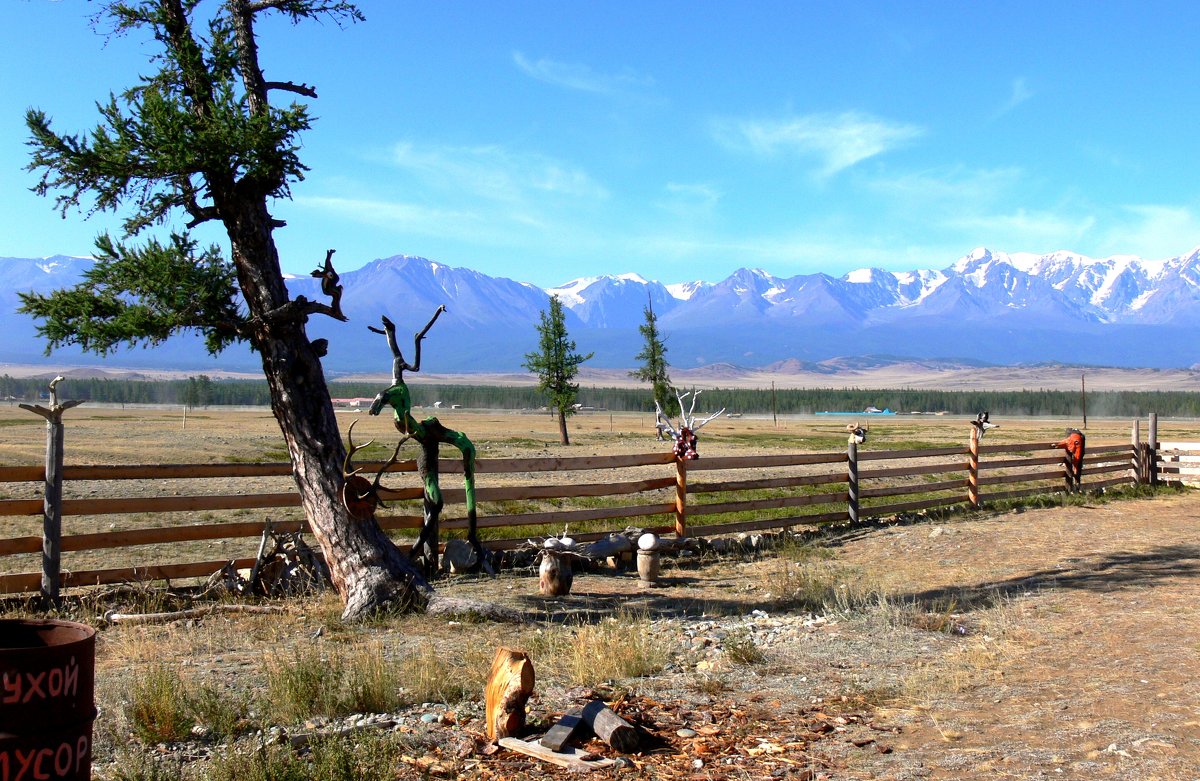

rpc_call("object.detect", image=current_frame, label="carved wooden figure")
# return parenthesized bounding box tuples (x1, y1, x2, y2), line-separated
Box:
(356, 306, 493, 576)
(655, 389, 725, 460)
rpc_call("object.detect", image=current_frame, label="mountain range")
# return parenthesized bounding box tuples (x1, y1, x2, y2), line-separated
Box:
(3, 246, 1200, 374)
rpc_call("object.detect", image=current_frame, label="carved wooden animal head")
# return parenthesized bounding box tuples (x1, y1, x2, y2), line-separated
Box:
(847, 423, 868, 445)
(656, 389, 724, 461)
(972, 411, 998, 440)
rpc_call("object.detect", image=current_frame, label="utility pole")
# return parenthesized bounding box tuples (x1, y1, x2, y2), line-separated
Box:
(1081, 372, 1087, 429)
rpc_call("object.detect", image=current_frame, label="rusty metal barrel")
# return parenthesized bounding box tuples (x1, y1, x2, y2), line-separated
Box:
(0, 619, 97, 781)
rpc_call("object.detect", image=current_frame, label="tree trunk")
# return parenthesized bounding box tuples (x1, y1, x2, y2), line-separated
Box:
(227, 207, 428, 620)
(557, 407, 570, 445)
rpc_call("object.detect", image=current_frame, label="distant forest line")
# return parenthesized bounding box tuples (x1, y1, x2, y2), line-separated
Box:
(1, 374, 1196, 418)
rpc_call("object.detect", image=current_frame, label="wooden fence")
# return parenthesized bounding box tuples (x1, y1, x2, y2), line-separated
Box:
(0, 431, 1155, 596)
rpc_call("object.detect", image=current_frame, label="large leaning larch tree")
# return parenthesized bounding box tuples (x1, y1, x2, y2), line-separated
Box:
(19, 0, 427, 620)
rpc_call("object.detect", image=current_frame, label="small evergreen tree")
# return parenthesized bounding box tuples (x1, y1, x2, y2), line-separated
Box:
(630, 297, 677, 424)
(523, 296, 593, 445)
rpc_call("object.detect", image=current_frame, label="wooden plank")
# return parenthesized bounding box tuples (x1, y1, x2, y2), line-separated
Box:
(1083, 475, 1135, 490)
(53, 492, 302, 516)
(478, 526, 674, 551)
(61, 462, 296, 480)
(450, 502, 675, 531)
(0, 536, 40, 556)
(977, 441, 1059, 454)
(689, 471, 847, 495)
(685, 453, 845, 471)
(862, 496, 963, 516)
(476, 452, 675, 473)
(0, 499, 43, 517)
(56, 519, 308, 553)
(687, 491, 845, 518)
(1086, 462, 1134, 476)
(498, 737, 615, 770)
(1086, 444, 1135, 455)
(858, 446, 969, 461)
(0, 466, 43, 483)
(1157, 441, 1200, 451)
(379, 476, 677, 505)
(979, 485, 1065, 503)
(980, 455, 1064, 470)
(859, 478, 967, 499)
(859, 462, 965, 480)
(540, 710, 585, 752)
(0, 557, 262, 594)
(977, 469, 1062, 487)
(687, 511, 849, 537)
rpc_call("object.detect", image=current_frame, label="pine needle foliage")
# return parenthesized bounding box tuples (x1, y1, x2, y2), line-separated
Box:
(523, 295, 593, 444)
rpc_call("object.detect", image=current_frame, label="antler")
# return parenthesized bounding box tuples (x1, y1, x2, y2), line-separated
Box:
(342, 419, 376, 479)
(691, 406, 726, 433)
(342, 419, 410, 517)
(655, 398, 680, 441)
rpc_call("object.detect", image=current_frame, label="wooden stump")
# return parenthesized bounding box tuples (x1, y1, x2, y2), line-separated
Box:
(485, 647, 535, 741)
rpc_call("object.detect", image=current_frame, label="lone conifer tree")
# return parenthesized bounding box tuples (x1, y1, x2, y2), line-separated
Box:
(18, 0, 428, 620)
(630, 297, 677, 424)
(523, 296, 593, 445)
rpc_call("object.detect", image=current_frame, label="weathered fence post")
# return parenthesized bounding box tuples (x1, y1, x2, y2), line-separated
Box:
(1131, 419, 1142, 485)
(674, 457, 687, 538)
(1148, 413, 1159, 486)
(18, 378, 84, 604)
(968, 425, 980, 510)
(847, 440, 859, 524)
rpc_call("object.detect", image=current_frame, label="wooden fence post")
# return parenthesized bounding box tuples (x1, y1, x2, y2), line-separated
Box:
(1148, 413, 1159, 486)
(18, 378, 84, 604)
(674, 457, 687, 538)
(1131, 419, 1141, 485)
(967, 426, 980, 509)
(847, 440, 859, 524)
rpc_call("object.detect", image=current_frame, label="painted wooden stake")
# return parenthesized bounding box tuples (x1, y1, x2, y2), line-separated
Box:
(1149, 413, 1159, 486)
(968, 425, 980, 510)
(18, 377, 84, 603)
(1131, 419, 1141, 485)
(847, 440, 859, 524)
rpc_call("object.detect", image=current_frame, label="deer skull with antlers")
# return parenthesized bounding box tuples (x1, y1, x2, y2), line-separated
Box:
(656, 389, 725, 460)
(341, 419, 406, 520)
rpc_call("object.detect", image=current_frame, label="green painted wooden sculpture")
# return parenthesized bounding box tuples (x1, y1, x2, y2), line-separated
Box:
(363, 306, 493, 576)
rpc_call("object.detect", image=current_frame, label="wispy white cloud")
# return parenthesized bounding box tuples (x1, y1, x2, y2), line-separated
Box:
(712, 111, 924, 177)
(945, 208, 1097, 248)
(655, 182, 721, 218)
(992, 77, 1034, 119)
(868, 165, 1025, 204)
(1099, 204, 1200, 259)
(512, 51, 654, 95)
(390, 141, 609, 202)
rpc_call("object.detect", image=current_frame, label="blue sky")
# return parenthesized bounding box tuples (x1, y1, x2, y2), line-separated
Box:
(3, 1, 1198, 288)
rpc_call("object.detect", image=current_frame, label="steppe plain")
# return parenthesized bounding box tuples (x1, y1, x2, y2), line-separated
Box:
(1, 367, 1200, 779)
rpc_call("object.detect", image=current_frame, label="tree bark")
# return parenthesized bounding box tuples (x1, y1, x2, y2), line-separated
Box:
(227, 205, 428, 620)
(557, 407, 570, 445)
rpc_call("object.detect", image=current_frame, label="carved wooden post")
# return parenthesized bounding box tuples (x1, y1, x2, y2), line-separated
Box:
(968, 425, 980, 510)
(846, 440, 859, 524)
(18, 377, 84, 603)
(674, 457, 687, 538)
(1149, 413, 1159, 486)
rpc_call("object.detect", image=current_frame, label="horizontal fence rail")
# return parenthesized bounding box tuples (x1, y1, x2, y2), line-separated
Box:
(0, 428, 1154, 596)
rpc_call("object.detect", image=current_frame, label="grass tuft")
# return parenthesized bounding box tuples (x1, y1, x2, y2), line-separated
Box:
(127, 663, 192, 744)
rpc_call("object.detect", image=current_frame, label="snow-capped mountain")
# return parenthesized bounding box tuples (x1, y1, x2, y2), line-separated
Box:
(5, 247, 1200, 372)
